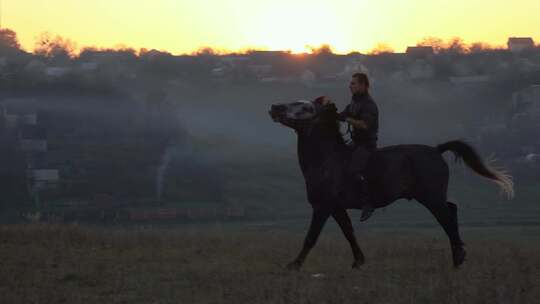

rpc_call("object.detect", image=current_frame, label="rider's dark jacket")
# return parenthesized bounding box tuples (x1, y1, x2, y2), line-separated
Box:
(338, 92, 379, 149)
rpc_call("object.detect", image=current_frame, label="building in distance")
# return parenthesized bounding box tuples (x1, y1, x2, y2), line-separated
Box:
(406, 46, 434, 59)
(507, 37, 535, 53)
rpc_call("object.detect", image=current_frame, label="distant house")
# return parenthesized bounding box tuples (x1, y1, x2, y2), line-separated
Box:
(224, 205, 245, 218)
(511, 84, 540, 115)
(30, 169, 59, 181)
(211, 67, 226, 77)
(508, 85, 540, 132)
(525, 153, 540, 163)
(451, 62, 474, 77)
(140, 49, 172, 61)
(19, 125, 47, 152)
(406, 46, 434, 59)
(2, 106, 20, 128)
(29, 169, 60, 191)
(80, 62, 98, 71)
(248, 64, 273, 79)
(408, 60, 434, 80)
(449, 75, 490, 85)
(24, 59, 46, 72)
(186, 208, 217, 220)
(390, 70, 408, 82)
(209, 56, 251, 79)
(1, 103, 38, 128)
(248, 50, 288, 58)
(45, 66, 71, 78)
(300, 69, 316, 85)
(507, 37, 535, 53)
(20, 139, 47, 153)
(127, 207, 231, 221)
(79, 50, 137, 64)
(220, 55, 250, 65)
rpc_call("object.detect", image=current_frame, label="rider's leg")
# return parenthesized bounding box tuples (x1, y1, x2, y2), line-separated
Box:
(353, 140, 377, 221)
(350, 145, 371, 220)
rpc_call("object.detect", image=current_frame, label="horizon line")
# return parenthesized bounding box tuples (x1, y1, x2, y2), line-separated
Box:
(2, 27, 538, 57)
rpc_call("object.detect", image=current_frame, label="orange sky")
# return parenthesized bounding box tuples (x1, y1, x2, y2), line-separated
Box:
(2, 0, 540, 54)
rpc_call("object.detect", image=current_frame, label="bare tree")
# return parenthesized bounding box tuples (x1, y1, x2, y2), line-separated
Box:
(34, 32, 77, 61)
(308, 44, 334, 55)
(368, 43, 394, 55)
(192, 46, 220, 56)
(417, 37, 445, 53)
(469, 42, 495, 53)
(0, 28, 22, 53)
(444, 37, 468, 54)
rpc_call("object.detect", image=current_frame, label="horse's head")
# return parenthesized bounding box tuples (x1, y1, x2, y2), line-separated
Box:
(269, 98, 340, 134)
(269, 100, 316, 126)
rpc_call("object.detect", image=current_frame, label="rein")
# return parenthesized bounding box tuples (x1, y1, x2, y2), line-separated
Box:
(294, 106, 353, 146)
(343, 123, 353, 145)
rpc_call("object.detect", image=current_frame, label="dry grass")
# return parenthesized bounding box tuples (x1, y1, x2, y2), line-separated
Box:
(0, 224, 538, 304)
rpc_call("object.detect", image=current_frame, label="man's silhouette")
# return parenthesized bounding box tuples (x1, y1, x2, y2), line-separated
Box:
(338, 73, 379, 221)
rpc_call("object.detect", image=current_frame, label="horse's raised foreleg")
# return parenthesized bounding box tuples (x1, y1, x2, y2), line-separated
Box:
(287, 207, 331, 271)
(332, 208, 365, 268)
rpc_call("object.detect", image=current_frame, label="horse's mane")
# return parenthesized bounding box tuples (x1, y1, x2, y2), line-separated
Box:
(317, 103, 347, 147)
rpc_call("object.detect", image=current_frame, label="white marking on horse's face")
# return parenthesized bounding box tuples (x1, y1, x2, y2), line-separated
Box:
(273, 100, 316, 121)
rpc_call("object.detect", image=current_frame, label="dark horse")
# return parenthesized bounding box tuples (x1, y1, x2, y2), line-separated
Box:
(269, 100, 513, 270)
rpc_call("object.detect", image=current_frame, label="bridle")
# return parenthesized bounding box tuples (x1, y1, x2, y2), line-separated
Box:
(292, 105, 351, 180)
(281, 104, 353, 145)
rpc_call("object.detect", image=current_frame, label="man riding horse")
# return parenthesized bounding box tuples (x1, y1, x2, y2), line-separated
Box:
(316, 73, 378, 221)
(269, 83, 513, 269)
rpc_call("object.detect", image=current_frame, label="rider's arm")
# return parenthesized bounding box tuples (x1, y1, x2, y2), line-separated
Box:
(346, 117, 368, 129)
(337, 106, 349, 122)
(349, 102, 378, 130)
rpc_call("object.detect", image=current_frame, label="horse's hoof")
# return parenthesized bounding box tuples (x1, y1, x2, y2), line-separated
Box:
(452, 246, 466, 268)
(286, 261, 302, 271)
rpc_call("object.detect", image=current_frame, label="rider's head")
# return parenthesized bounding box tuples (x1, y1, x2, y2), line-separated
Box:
(349, 73, 370, 95)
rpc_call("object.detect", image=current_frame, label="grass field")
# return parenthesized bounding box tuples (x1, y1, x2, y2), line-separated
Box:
(0, 224, 539, 304)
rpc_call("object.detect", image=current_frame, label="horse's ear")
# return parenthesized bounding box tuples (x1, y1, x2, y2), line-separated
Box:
(313, 96, 326, 104)
(319, 103, 339, 122)
(321, 103, 338, 116)
(326, 103, 337, 113)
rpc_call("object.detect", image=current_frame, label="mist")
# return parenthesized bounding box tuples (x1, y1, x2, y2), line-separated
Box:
(0, 29, 539, 226)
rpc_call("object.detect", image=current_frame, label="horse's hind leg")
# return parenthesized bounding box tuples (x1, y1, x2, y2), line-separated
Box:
(447, 201, 466, 266)
(446, 201, 464, 246)
(332, 209, 365, 268)
(418, 197, 466, 267)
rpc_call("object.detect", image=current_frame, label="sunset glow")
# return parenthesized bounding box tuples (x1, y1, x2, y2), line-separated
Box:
(3, 0, 540, 54)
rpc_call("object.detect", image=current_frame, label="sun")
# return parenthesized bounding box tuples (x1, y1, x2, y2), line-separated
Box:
(240, 2, 349, 53)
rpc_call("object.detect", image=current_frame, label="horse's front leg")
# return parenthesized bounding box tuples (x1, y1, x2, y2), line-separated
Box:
(287, 206, 331, 270)
(332, 208, 365, 268)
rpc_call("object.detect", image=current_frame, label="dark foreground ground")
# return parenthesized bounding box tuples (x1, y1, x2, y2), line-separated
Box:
(0, 224, 538, 304)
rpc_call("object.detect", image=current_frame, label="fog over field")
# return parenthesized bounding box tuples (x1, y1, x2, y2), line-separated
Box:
(1, 35, 540, 225)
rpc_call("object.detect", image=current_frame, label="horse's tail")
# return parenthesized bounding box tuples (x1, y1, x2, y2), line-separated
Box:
(437, 140, 514, 199)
